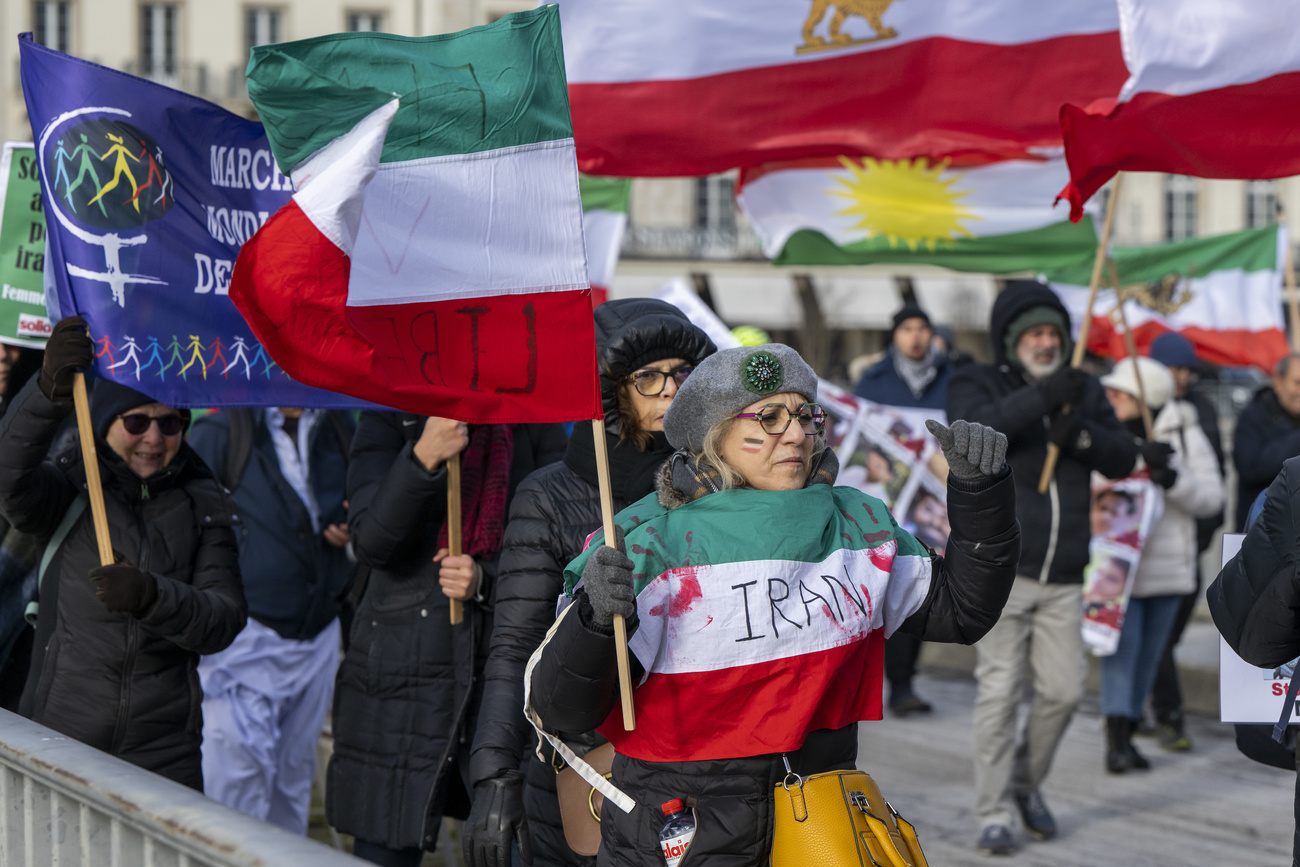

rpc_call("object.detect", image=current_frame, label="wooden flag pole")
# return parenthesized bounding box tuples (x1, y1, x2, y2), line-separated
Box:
(72, 373, 113, 566)
(447, 453, 464, 625)
(1107, 259, 1155, 439)
(1038, 173, 1124, 494)
(1280, 204, 1300, 353)
(590, 418, 635, 731)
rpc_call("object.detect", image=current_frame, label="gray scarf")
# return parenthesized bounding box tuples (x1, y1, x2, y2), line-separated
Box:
(893, 348, 939, 400)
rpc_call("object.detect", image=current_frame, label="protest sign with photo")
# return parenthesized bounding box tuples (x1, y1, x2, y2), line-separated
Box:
(0, 142, 51, 347)
(1081, 474, 1162, 655)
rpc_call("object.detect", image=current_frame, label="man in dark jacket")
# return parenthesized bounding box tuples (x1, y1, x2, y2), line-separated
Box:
(948, 281, 1138, 855)
(856, 303, 951, 716)
(1208, 455, 1300, 867)
(0, 317, 246, 790)
(188, 407, 354, 832)
(1233, 353, 1300, 531)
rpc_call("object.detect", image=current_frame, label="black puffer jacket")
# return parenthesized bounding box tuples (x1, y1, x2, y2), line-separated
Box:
(1232, 387, 1300, 532)
(0, 377, 246, 790)
(947, 282, 1138, 583)
(529, 463, 1019, 866)
(469, 298, 715, 866)
(327, 412, 566, 851)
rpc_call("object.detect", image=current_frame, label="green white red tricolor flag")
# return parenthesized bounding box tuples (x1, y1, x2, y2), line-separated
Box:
(552, 0, 1125, 176)
(579, 175, 629, 308)
(738, 157, 1096, 273)
(1047, 225, 1289, 373)
(231, 7, 600, 423)
(1059, 0, 1300, 220)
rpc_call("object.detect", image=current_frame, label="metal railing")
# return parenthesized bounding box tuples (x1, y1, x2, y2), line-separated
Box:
(0, 709, 362, 866)
(621, 225, 765, 261)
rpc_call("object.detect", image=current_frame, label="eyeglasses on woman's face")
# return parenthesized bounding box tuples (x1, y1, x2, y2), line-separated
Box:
(733, 403, 827, 436)
(118, 412, 185, 437)
(627, 365, 694, 397)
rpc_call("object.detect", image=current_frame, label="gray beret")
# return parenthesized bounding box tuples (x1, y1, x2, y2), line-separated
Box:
(663, 343, 818, 452)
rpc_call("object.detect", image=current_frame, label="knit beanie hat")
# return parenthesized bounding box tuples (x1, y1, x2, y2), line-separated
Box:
(664, 344, 817, 452)
(91, 379, 191, 440)
(1100, 356, 1175, 411)
(1149, 332, 1198, 370)
(891, 304, 931, 337)
(1003, 306, 1072, 364)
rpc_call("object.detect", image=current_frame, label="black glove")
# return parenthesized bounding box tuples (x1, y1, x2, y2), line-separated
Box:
(1046, 411, 1084, 449)
(1150, 466, 1179, 489)
(582, 526, 634, 629)
(1036, 366, 1087, 411)
(39, 316, 94, 402)
(1139, 440, 1174, 471)
(88, 563, 158, 616)
(463, 771, 533, 867)
(926, 419, 1007, 480)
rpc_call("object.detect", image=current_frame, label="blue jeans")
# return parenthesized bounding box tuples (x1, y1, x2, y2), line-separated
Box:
(1100, 594, 1183, 718)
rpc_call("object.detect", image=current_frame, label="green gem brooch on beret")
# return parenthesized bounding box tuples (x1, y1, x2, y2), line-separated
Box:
(742, 351, 783, 395)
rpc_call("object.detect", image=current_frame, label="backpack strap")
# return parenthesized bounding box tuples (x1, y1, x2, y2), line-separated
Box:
(26, 493, 89, 626)
(221, 408, 257, 493)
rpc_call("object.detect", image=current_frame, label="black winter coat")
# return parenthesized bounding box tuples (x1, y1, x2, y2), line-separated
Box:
(529, 465, 1020, 867)
(327, 412, 566, 851)
(0, 378, 246, 790)
(947, 283, 1137, 583)
(1208, 455, 1300, 864)
(1232, 387, 1300, 532)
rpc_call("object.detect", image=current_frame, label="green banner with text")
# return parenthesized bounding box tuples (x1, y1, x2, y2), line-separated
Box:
(0, 142, 49, 346)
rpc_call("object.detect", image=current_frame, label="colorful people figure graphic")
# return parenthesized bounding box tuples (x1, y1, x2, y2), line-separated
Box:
(178, 334, 207, 381)
(67, 133, 108, 217)
(204, 335, 228, 379)
(94, 334, 117, 370)
(127, 139, 169, 209)
(107, 335, 143, 379)
(163, 334, 186, 379)
(51, 138, 75, 211)
(223, 335, 254, 379)
(88, 133, 142, 213)
(249, 343, 276, 379)
(138, 336, 166, 380)
(152, 146, 173, 206)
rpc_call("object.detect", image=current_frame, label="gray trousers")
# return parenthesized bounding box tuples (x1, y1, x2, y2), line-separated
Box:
(972, 577, 1084, 830)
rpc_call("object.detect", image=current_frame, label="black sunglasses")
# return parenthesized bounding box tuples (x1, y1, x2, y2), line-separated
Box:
(119, 413, 184, 436)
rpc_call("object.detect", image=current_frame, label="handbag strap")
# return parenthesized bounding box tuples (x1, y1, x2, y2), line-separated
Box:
(524, 600, 637, 815)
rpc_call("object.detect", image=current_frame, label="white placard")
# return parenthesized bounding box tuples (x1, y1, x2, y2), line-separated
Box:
(1218, 533, 1299, 724)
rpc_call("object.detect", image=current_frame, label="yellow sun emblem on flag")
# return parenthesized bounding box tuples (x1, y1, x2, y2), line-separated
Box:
(831, 156, 979, 249)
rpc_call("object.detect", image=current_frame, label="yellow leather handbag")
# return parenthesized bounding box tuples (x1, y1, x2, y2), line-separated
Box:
(771, 762, 927, 867)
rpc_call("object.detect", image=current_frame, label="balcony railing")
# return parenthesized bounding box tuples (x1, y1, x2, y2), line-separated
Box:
(621, 225, 765, 261)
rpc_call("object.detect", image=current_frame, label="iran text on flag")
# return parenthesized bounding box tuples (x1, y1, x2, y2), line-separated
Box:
(1047, 226, 1289, 373)
(558, 486, 931, 762)
(579, 175, 630, 308)
(230, 8, 599, 423)
(554, 0, 1125, 177)
(738, 157, 1096, 273)
(1059, 0, 1300, 220)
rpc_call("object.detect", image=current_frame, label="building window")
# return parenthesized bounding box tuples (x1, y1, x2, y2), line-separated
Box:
(246, 7, 280, 50)
(33, 1, 72, 52)
(1164, 175, 1197, 242)
(347, 11, 383, 31)
(1245, 180, 1278, 228)
(140, 3, 178, 78)
(695, 175, 737, 234)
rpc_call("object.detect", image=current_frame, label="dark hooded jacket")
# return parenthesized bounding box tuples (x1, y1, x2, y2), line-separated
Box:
(467, 299, 715, 866)
(947, 282, 1137, 583)
(327, 412, 567, 851)
(527, 455, 1019, 867)
(1232, 385, 1300, 531)
(0, 376, 246, 789)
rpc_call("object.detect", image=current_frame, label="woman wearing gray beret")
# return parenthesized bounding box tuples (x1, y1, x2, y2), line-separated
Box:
(528, 344, 1020, 867)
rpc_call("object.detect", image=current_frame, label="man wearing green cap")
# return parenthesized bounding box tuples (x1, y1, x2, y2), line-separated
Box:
(948, 280, 1138, 856)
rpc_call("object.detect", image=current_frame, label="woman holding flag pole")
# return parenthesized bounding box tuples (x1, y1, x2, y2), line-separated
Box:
(527, 344, 1021, 866)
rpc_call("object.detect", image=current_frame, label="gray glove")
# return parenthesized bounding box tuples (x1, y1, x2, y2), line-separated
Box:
(926, 419, 1007, 481)
(582, 525, 635, 628)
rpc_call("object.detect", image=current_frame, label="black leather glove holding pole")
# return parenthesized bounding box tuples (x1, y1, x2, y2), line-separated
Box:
(462, 770, 533, 867)
(1036, 366, 1087, 412)
(581, 525, 635, 628)
(1140, 440, 1179, 489)
(89, 563, 158, 616)
(39, 315, 94, 401)
(926, 419, 1008, 481)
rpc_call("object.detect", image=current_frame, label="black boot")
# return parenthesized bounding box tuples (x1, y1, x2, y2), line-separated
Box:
(1106, 716, 1133, 773)
(1125, 717, 1151, 770)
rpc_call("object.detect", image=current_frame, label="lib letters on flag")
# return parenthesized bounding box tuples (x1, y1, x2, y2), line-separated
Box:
(1059, 0, 1300, 219)
(0, 143, 51, 347)
(559, 486, 932, 763)
(1047, 226, 1289, 373)
(738, 157, 1096, 273)
(234, 7, 599, 423)
(553, 0, 1125, 176)
(580, 175, 630, 308)
(19, 37, 364, 408)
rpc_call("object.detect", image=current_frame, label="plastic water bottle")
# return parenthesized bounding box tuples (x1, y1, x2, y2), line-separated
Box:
(659, 798, 696, 866)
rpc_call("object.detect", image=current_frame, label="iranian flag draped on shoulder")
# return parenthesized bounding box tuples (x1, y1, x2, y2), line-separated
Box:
(231, 6, 599, 423)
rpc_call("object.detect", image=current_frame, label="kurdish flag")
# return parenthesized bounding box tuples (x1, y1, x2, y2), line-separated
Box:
(579, 175, 630, 308)
(1048, 226, 1289, 373)
(231, 7, 600, 423)
(561, 485, 932, 763)
(738, 157, 1097, 273)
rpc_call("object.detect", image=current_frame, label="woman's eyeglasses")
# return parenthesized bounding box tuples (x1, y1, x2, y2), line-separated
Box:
(119, 413, 184, 436)
(734, 403, 827, 436)
(627, 366, 694, 397)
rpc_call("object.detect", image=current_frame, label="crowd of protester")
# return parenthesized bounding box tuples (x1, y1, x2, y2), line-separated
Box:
(2, 279, 1297, 864)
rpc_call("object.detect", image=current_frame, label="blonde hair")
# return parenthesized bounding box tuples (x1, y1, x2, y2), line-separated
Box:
(691, 413, 828, 491)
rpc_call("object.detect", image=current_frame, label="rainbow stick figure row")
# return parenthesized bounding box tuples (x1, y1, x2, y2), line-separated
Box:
(50, 131, 172, 217)
(96, 334, 278, 382)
